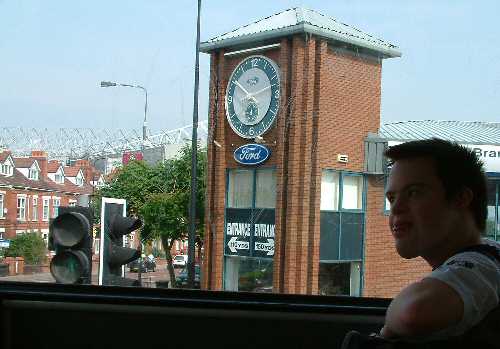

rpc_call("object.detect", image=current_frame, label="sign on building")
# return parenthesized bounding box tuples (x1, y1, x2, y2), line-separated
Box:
(224, 208, 275, 259)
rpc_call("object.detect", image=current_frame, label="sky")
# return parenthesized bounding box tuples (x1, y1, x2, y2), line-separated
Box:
(1, 0, 499, 135)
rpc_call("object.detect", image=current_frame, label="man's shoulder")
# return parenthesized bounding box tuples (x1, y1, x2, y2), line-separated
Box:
(458, 239, 500, 264)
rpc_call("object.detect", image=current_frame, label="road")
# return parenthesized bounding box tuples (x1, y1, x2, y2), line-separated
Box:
(0, 263, 183, 288)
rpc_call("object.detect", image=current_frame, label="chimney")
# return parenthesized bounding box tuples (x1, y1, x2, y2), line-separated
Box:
(31, 150, 48, 178)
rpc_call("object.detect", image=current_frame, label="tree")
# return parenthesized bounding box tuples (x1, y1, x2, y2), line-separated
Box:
(95, 144, 207, 286)
(141, 192, 187, 283)
(5, 233, 47, 265)
(140, 145, 207, 285)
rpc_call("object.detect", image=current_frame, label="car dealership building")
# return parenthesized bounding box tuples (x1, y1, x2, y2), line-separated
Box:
(200, 8, 500, 298)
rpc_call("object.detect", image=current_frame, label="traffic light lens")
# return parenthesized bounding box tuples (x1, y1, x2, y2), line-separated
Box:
(50, 251, 89, 284)
(52, 212, 90, 247)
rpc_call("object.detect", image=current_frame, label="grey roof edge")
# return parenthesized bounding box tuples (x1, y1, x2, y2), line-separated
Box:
(381, 137, 500, 147)
(200, 23, 305, 53)
(200, 22, 401, 58)
(379, 120, 500, 146)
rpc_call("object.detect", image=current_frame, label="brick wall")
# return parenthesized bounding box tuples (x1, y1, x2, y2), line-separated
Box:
(0, 189, 78, 239)
(203, 34, 428, 297)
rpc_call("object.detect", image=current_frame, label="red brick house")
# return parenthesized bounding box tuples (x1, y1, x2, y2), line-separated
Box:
(0, 150, 100, 245)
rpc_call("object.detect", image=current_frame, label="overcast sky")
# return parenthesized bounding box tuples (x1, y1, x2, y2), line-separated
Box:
(1, 1, 499, 135)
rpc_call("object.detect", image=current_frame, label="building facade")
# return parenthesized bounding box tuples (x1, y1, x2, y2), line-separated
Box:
(0, 150, 99, 246)
(200, 8, 500, 298)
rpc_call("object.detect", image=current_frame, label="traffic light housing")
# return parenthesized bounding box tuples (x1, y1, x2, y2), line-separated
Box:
(99, 198, 141, 286)
(49, 206, 93, 284)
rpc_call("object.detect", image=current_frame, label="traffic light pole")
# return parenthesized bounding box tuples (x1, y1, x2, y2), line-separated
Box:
(187, 0, 201, 288)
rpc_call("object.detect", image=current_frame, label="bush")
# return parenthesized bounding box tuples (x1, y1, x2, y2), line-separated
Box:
(4, 233, 47, 265)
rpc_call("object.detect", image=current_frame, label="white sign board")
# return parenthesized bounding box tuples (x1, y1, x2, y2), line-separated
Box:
(387, 141, 500, 173)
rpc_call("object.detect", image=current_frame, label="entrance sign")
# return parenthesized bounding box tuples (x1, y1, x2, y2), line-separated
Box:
(227, 236, 250, 253)
(233, 144, 270, 165)
(224, 208, 275, 259)
(225, 209, 251, 257)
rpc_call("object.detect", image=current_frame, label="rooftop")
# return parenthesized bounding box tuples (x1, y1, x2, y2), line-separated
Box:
(201, 7, 401, 58)
(380, 120, 500, 145)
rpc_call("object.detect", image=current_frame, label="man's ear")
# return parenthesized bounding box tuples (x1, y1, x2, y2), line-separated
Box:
(453, 187, 474, 209)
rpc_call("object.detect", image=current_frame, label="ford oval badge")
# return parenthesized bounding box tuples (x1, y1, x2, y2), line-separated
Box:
(234, 143, 270, 166)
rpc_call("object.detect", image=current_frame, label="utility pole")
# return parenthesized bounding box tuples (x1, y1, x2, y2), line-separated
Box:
(187, 0, 201, 288)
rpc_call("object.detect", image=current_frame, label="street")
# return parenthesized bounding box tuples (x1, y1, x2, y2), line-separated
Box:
(0, 263, 182, 288)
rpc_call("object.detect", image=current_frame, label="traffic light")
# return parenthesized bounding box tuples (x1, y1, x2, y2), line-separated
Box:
(49, 206, 93, 284)
(99, 198, 141, 286)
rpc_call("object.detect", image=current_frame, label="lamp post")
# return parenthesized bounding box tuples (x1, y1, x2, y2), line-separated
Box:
(100, 80, 148, 286)
(100, 81, 148, 142)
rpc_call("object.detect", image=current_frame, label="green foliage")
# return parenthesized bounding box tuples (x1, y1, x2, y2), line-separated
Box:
(151, 246, 165, 259)
(94, 144, 207, 245)
(140, 192, 188, 242)
(4, 233, 47, 265)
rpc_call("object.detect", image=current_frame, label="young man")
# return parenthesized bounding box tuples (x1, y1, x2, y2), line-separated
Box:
(381, 138, 499, 343)
(342, 138, 499, 348)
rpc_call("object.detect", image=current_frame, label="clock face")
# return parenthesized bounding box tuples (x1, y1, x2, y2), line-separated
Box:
(225, 55, 281, 139)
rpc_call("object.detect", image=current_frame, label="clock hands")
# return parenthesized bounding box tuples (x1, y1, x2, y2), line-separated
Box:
(234, 80, 251, 98)
(251, 84, 271, 97)
(239, 85, 272, 103)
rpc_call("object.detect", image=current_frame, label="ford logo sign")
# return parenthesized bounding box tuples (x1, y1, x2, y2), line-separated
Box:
(234, 144, 270, 166)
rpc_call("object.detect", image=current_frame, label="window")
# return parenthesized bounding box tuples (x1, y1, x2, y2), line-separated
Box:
(32, 197, 38, 221)
(55, 173, 64, 184)
(52, 198, 60, 218)
(1, 162, 13, 176)
(43, 198, 50, 221)
(320, 171, 340, 210)
(486, 179, 499, 241)
(17, 196, 26, 220)
(28, 168, 39, 180)
(255, 170, 277, 208)
(342, 175, 363, 210)
(225, 169, 276, 291)
(76, 174, 84, 186)
(0, 0, 497, 308)
(319, 171, 365, 296)
(321, 171, 364, 211)
(227, 170, 253, 208)
(0, 193, 4, 218)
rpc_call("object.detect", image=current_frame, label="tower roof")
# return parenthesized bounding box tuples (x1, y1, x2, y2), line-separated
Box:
(200, 7, 401, 58)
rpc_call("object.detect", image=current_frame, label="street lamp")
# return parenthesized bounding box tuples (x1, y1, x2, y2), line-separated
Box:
(100, 80, 148, 287)
(100, 81, 148, 142)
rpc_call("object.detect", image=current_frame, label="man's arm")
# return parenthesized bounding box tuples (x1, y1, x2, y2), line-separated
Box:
(380, 277, 464, 339)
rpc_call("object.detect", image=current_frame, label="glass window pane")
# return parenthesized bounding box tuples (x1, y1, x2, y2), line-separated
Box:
(318, 262, 350, 296)
(224, 257, 273, 292)
(342, 175, 363, 210)
(320, 212, 340, 260)
(227, 170, 253, 208)
(320, 171, 339, 210)
(339, 213, 364, 260)
(486, 180, 497, 239)
(255, 170, 276, 208)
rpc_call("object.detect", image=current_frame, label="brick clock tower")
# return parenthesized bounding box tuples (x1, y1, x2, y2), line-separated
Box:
(200, 8, 425, 297)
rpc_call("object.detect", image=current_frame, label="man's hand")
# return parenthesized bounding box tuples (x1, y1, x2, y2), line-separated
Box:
(382, 277, 464, 339)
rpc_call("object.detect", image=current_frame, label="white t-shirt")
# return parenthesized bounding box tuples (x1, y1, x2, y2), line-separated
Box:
(425, 238, 500, 339)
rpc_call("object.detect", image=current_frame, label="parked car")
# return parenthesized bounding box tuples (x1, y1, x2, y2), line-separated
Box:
(128, 257, 156, 273)
(172, 254, 188, 268)
(175, 265, 201, 288)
